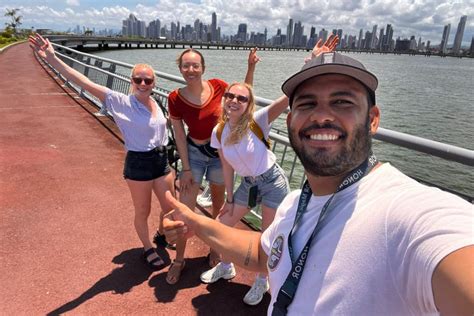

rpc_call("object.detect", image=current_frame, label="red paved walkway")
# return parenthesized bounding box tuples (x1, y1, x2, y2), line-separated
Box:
(0, 43, 269, 315)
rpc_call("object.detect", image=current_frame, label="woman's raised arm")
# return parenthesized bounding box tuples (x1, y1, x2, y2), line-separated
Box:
(29, 34, 108, 103)
(243, 47, 260, 86)
(267, 34, 340, 123)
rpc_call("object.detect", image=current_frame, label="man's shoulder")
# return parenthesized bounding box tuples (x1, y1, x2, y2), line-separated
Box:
(370, 164, 472, 222)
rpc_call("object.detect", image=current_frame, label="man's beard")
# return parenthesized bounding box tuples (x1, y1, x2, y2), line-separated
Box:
(288, 118, 372, 177)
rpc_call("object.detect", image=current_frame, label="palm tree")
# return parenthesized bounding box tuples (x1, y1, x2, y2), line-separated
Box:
(4, 8, 22, 35)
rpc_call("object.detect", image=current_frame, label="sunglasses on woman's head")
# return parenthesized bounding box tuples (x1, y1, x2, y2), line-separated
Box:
(223, 92, 249, 103)
(131, 77, 154, 85)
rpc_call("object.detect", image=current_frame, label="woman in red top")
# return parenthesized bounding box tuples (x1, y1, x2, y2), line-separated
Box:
(164, 48, 259, 284)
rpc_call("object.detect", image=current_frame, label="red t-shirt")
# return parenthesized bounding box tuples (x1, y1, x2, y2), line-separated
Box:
(168, 79, 228, 141)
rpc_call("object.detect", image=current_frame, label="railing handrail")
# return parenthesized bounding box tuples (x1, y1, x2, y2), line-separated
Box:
(51, 42, 474, 167)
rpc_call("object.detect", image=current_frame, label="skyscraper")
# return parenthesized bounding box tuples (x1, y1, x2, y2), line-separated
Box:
(440, 24, 451, 54)
(452, 15, 467, 55)
(337, 29, 343, 48)
(470, 36, 474, 56)
(370, 25, 378, 49)
(383, 24, 394, 51)
(292, 21, 304, 46)
(211, 12, 217, 42)
(378, 28, 384, 50)
(122, 14, 146, 37)
(358, 28, 363, 49)
(287, 18, 294, 46)
(319, 28, 328, 43)
(237, 23, 247, 43)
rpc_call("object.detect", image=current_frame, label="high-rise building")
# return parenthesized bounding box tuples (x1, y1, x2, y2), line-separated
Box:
(292, 21, 304, 46)
(357, 28, 363, 49)
(364, 31, 372, 49)
(378, 28, 384, 50)
(470, 36, 474, 56)
(287, 18, 294, 46)
(383, 24, 394, 51)
(171, 22, 177, 40)
(237, 23, 247, 43)
(452, 15, 467, 55)
(337, 29, 343, 48)
(440, 24, 451, 54)
(147, 19, 161, 39)
(122, 14, 146, 38)
(370, 25, 378, 49)
(211, 12, 217, 42)
(319, 28, 328, 43)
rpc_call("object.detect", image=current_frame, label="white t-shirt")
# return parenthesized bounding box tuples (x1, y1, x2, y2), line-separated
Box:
(210, 107, 276, 177)
(261, 163, 473, 315)
(104, 89, 168, 151)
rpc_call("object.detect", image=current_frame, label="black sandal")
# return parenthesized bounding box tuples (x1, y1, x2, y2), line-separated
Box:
(143, 248, 165, 270)
(153, 231, 176, 250)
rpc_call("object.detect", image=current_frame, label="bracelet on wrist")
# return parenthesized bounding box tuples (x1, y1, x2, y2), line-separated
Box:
(226, 198, 234, 204)
(182, 169, 191, 172)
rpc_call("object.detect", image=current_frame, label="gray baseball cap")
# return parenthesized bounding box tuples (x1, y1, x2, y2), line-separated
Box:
(282, 52, 378, 105)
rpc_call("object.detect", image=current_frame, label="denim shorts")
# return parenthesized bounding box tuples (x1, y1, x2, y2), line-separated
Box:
(234, 163, 290, 209)
(123, 147, 171, 181)
(187, 143, 224, 185)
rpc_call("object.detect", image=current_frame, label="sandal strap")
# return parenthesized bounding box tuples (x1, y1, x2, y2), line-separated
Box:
(148, 256, 163, 265)
(144, 247, 156, 258)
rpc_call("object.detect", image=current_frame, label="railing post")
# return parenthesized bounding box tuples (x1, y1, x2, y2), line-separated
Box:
(106, 64, 116, 89)
(91, 59, 108, 117)
(83, 57, 91, 76)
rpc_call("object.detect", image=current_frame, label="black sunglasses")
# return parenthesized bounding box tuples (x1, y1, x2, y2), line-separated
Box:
(131, 77, 154, 85)
(223, 92, 249, 103)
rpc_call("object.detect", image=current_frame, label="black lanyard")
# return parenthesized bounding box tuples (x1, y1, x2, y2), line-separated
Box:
(272, 154, 378, 316)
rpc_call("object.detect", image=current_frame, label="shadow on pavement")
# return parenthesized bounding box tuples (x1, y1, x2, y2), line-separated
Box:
(149, 255, 270, 315)
(47, 247, 171, 315)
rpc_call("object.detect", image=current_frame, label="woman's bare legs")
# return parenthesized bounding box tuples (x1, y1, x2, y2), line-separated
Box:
(126, 179, 162, 264)
(210, 183, 226, 219)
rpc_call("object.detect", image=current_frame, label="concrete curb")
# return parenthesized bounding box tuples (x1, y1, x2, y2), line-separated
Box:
(0, 39, 27, 54)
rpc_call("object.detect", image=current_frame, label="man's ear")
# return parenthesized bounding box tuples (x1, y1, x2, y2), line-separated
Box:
(369, 105, 380, 135)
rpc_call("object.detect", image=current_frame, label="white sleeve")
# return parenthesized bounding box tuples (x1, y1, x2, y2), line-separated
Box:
(253, 107, 271, 137)
(210, 125, 221, 149)
(387, 187, 473, 313)
(104, 89, 128, 112)
(261, 190, 301, 255)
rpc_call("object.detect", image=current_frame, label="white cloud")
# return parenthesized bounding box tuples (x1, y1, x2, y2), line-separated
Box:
(0, 1, 472, 44)
(66, 0, 80, 7)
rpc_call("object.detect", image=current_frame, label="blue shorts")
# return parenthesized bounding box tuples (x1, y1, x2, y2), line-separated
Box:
(187, 143, 224, 185)
(123, 147, 171, 181)
(234, 163, 290, 209)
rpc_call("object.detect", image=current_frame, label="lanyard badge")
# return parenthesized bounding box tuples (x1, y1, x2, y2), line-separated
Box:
(272, 154, 378, 316)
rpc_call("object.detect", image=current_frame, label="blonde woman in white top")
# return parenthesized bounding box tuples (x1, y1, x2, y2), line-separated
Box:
(199, 35, 340, 306)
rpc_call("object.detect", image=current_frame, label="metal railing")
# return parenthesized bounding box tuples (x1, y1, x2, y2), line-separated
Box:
(42, 43, 473, 214)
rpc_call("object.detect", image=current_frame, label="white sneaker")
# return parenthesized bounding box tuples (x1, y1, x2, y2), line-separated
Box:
(200, 262, 236, 284)
(243, 277, 270, 306)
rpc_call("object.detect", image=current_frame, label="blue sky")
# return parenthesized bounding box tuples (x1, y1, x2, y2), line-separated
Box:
(1, 0, 472, 46)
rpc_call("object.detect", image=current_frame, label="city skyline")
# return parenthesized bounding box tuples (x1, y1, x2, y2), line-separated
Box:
(1, 1, 473, 46)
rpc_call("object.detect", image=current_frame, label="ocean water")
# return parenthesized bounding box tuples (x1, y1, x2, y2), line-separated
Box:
(93, 48, 474, 198)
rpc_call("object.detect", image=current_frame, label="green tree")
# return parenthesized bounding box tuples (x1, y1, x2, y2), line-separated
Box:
(4, 8, 22, 34)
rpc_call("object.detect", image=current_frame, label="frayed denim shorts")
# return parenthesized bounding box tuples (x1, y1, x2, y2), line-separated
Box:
(187, 143, 224, 185)
(234, 163, 290, 209)
(123, 147, 171, 181)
